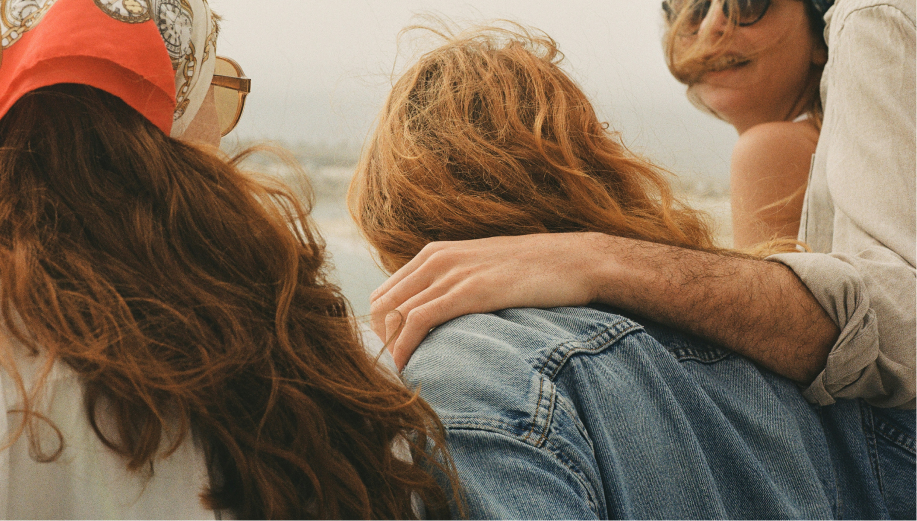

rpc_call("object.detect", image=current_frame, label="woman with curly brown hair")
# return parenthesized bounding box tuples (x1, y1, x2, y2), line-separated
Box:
(349, 23, 896, 519)
(0, 1, 454, 518)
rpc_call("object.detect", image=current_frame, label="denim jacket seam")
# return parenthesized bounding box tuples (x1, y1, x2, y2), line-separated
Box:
(554, 392, 594, 453)
(873, 414, 917, 455)
(536, 320, 644, 380)
(667, 345, 735, 364)
(859, 402, 884, 496)
(437, 416, 602, 516)
(438, 416, 532, 438)
(521, 375, 555, 447)
(436, 378, 556, 448)
(541, 436, 602, 516)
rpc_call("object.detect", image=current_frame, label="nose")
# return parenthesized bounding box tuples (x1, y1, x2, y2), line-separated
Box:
(699, 0, 729, 35)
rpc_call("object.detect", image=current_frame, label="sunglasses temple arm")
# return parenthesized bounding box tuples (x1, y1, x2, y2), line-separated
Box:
(211, 75, 251, 93)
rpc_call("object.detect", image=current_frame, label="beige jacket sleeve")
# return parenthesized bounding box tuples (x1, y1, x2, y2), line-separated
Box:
(769, 0, 916, 409)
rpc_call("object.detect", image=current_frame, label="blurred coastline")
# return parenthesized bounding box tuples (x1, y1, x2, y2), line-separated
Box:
(229, 143, 733, 320)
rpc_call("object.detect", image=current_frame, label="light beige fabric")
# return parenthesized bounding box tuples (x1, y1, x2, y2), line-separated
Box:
(0, 332, 216, 519)
(770, 0, 916, 408)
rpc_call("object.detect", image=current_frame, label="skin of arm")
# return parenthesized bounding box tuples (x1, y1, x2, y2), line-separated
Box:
(730, 120, 818, 248)
(372, 232, 839, 381)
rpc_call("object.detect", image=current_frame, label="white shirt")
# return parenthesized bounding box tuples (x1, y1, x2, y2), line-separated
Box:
(1, 333, 216, 519)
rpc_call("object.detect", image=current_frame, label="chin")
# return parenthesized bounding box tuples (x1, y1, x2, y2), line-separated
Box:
(691, 85, 745, 124)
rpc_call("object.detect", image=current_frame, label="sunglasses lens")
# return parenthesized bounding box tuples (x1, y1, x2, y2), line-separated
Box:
(735, 0, 769, 25)
(666, 0, 769, 27)
(213, 58, 245, 136)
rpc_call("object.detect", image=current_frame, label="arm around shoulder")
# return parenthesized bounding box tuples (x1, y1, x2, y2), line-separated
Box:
(587, 233, 838, 383)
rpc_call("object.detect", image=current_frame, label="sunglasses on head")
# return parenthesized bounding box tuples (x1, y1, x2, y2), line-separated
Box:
(210, 56, 251, 137)
(662, 0, 771, 27)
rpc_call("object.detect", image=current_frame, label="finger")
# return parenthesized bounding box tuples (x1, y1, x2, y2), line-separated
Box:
(390, 304, 440, 371)
(378, 282, 449, 347)
(371, 301, 392, 342)
(370, 247, 461, 340)
(370, 276, 429, 342)
(391, 294, 477, 370)
(383, 308, 405, 355)
(371, 277, 421, 342)
(370, 242, 447, 302)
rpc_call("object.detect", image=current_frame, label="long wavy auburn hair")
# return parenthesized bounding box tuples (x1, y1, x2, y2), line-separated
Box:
(349, 24, 759, 273)
(662, 0, 827, 127)
(0, 84, 456, 519)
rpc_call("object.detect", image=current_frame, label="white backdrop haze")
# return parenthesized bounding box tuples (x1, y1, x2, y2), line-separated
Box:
(214, 0, 737, 186)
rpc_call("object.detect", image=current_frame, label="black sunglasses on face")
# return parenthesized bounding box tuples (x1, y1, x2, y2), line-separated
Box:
(662, 0, 771, 27)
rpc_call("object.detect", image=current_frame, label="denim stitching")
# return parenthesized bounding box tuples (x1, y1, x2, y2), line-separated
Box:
(441, 416, 532, 437)
(860, 401, 884, 496)
(438, 380, 555, 450)
(817, 406, 844, 517)
(639, 324, 733, 363)
(555, 392, 594, 453)
(541, 436, 602, 516)
(441, 417, 602, 516)
(666, 345, 734, 364)
(522, 376, 555, 448)
(432, 315, 622, 450)
(873, 414, 917, 455)
(536, 319, 643, 380)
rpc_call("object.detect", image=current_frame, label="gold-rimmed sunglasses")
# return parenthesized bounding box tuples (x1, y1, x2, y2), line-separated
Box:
(210, 56, 251, 137)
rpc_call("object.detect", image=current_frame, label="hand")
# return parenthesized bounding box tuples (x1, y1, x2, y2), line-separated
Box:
(370, 233, 605, 369)
(372, 231, 836, 383)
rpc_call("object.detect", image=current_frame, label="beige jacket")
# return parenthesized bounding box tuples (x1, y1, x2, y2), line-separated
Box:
(771, 0, 916, 408)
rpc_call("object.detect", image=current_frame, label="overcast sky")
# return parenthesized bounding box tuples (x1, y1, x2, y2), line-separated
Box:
(212, 0, 738, 185)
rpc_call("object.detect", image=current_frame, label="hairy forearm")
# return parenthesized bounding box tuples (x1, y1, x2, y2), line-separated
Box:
(588, 233, 839, 382)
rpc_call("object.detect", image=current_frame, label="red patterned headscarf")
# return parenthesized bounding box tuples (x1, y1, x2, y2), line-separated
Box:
(0, 0, 217, 136)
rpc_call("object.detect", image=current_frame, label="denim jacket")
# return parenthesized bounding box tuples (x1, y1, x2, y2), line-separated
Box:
(405, 306, 914, 519)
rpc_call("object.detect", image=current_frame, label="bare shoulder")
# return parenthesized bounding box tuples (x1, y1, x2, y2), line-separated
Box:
(729, 121, 816, 246)
(731, 121, 819, 177)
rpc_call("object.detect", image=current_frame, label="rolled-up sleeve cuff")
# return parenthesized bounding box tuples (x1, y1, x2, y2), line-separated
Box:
(802, 373, 836, 405)
(767, 252, 912, 407)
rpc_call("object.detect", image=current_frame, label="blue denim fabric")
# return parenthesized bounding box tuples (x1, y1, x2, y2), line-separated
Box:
(863, 405, 916, 519)
(405, 306, 912, 519)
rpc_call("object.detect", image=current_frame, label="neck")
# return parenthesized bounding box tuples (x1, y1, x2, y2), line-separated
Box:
(730, 73, 822, 135)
